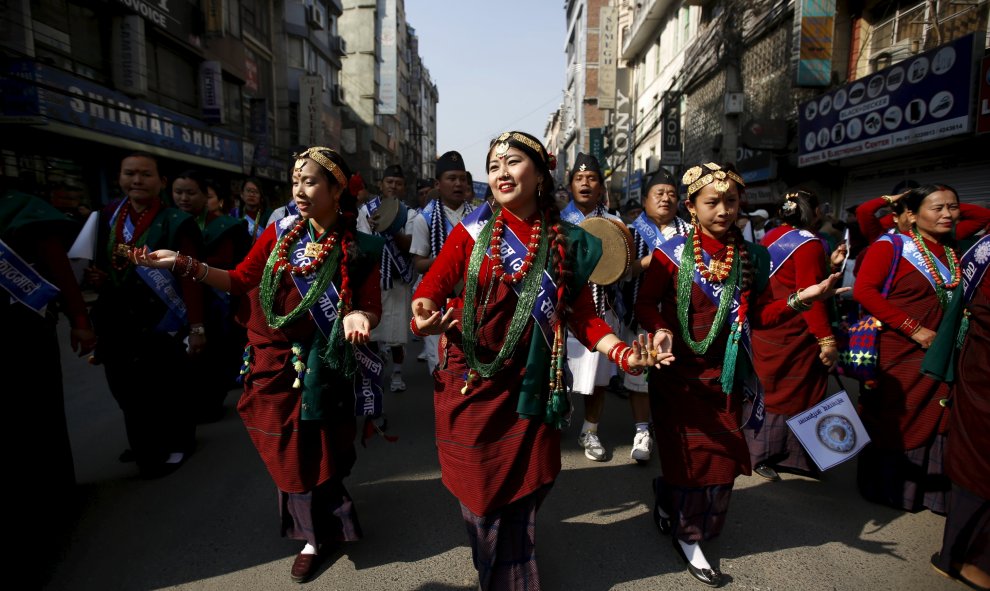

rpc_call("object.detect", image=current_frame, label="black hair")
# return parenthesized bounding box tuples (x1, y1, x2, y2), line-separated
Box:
(777, 189, 819, 229)
(486, 131, 556, 201)
(900, 183, 960, 214)
(173, 169, 209, 195)
(121, 151, 163, 176)
(891, 179, 920, 195)
(304, 148, 357, 236)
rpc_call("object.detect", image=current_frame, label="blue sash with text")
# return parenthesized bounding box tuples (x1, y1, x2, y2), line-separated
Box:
(461, 203, 558, 347)
(767, 229, 821, 276)
(960, 234, 990, 305)
(656, 236, 764, 430)
(0, 238, 60, 314)
(276, 215, 383, 416)
(110, 200, 186, 332)
(879, 233, 955, 303)
(366, 197, 413, 287)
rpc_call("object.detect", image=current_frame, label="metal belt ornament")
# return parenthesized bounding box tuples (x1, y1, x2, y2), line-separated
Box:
(767, 229, 823, 276)
(878, 233, 955, 303)
(461, 203, 558, 347)
(276, 214, 383, 417)
(0, 238, 60, 314)
(365, 197, 413, 288)
(656, 236, 765, 430)
(109, 199, 187, 332)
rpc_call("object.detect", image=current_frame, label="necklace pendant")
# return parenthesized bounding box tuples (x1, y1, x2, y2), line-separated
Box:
(304, 242, 324, 258)
(461, 370, 475, 395)
(115, 243, 132, 258)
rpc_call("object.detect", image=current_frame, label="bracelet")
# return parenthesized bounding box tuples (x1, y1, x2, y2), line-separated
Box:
(619, 347, 643, 376)
(194, 263, 209, 282)
(881, 195, 894, 205)
(787, 292, 812, 312)
(171, 251, 180, 272)
(606, 341, 625, 364)
(898, 317, 921, 335)
(655, 328, 673, 339)
(410, 315, 428, 337)
(817, 336, 837, 348)
(188, 325, 206, 336)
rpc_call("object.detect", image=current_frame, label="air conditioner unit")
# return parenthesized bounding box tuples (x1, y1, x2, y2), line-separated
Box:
(331, 84, 345, 105)
(307, 4, 326, 30)
(334, 35, 347, 55)
(870, 38, 918, 72)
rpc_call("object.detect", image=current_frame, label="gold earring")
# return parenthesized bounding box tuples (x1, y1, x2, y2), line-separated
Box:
(690, 211, 698, 225)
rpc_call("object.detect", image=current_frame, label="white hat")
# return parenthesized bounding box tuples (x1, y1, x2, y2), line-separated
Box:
(750, 209, 769, 219)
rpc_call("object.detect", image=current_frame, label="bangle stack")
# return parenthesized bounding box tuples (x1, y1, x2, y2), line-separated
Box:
(881, 195, 894, 206)
(899, 317, 922, 335)
(173, 254, 203, 279)
(817, 336, 837, 348)
(195, 263, 209, 282)
(607, 341, 643, 376)
(410, 315, 428, 337)
(787, 291, 812, 311)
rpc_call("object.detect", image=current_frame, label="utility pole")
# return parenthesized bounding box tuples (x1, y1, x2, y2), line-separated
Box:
(721, 0, 745, 162)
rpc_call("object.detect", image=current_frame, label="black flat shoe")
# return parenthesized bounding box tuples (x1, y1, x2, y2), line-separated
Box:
(653, 504, 672, 535)
(671, 537, 722, 587)
(754, 463, 781, 482)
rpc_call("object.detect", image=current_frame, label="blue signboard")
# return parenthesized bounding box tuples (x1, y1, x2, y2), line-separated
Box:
(2, 61, 243, 168)
(798, 34, 978, 167)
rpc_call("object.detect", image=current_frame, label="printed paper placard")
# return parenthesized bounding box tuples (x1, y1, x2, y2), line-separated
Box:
(786, 390, 870, 471)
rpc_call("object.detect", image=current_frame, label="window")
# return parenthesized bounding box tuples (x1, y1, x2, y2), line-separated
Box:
(225, 0, 241, 38)
(146, 38, 198, 115)
(242, 0, 270, 42)
(287, 37, 304, 69)
(223, 79, 243, 130)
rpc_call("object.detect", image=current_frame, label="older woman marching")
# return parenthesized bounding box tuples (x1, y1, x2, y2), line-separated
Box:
(133, 147, 384, 584)
(412, 131, 661, 590)
(635, 163, 847, 587)
(853, 184, 960, 514)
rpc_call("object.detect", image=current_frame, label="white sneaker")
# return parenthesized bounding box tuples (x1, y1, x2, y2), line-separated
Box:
(631, 430, 653, 462)
(578, 431, 607, 462)
(390, 373, 407, 392)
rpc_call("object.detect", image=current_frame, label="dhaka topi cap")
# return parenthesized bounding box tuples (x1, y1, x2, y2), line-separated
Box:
(435, 151, 466, 179)
(382, 164, 404, 179)
(644, 168, 678, 193)
(569, 152, 603, 185)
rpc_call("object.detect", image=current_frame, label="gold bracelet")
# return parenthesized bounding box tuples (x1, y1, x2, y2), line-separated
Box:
(881, 195, 894, 205)
(817, 336, 837, 348)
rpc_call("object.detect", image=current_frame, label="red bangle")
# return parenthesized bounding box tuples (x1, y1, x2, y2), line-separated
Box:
(898, 317, 921, 336)
(620, 347, 643, 376)
(607, 341, 625, 364)
(410, 315, 428, 337)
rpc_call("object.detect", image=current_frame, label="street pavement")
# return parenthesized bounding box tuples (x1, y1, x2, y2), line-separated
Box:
(47, 327, 959, 591)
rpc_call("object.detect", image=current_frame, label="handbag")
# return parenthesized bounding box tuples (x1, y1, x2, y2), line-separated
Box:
(838, 236, 902, 388)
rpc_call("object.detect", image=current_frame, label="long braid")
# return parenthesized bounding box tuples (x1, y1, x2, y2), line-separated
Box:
(339, 229, 353, 312)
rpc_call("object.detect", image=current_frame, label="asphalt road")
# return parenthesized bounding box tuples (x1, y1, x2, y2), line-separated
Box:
(47, 328, 958, 591)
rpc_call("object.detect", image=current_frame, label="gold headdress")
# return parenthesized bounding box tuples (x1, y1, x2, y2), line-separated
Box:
(493, 132, 557, 170)
(682, 162, 745, 197)
(295, 146, 348, 186)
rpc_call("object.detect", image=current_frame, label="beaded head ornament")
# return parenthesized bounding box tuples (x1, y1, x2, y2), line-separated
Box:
(682, 162, 745, 197)
(491, 131, 557, 171)
(295, 146, 348, 187)
(781, 191, 801, 215)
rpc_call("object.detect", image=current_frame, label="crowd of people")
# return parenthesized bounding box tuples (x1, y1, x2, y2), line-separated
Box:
(3, 134, 988, 591)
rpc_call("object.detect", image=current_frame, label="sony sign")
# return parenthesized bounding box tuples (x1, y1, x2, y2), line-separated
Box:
(612, 68, 632, 155)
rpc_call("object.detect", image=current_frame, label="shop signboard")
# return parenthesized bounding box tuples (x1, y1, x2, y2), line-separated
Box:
(3, 61, 242, 167)
(798, 33, 978, 167)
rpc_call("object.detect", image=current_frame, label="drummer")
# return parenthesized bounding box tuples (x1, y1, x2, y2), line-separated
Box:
(410, 151, 474, 374)
(358, 164, 417, 392)
(561, 153, 641, 462)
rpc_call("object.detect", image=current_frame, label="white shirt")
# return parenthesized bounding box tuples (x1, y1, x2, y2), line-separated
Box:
(410, 201, 471, 258)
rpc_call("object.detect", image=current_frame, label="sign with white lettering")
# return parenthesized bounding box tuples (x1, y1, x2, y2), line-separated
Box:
(798, 34, 978, 167)
(378, 0, 398, 115)
(660, 93, 681, 165)
(1, 61, 242, 167)
(199, 60, 224, 124)
(112, 15, 148, 97)
(299, 75, 324, 146)
(792, 0, 836, 87)
(786, 390, 870, 471)
(598, 6, 617, 109)
(114, 0, 197, 45)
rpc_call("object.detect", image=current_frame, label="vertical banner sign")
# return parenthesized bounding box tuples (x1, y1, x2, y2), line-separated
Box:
(589, 128, 606, 169)
(203, 0, 223, 35)
(598, 6, 617, 109)
(299, 75, 324, 146)
(378, 0, 398, 115)
(199, 60, 224, 124)
(977, 56, 990, 134)
(612, 68, 632, 161)
(793, 0, 836, 87)
(660, 93, 682, 165)
(250, 98, 270, 168)
(112, 15, 148, 97)
(798, 34, 977, 167)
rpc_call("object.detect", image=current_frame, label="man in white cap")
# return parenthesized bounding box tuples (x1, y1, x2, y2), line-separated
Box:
(749, 208, 769, 241)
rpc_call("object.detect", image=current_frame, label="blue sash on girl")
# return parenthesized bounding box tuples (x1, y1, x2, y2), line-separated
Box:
(110, 199, 186, 332)
(655, 236, 765, 430)
(461, 203, 558, 347)
(0, 238, 60, 314)
(960, 234, 990, 304)
(365, 197, 413, 288)
(767, 229, 821, 276)
(878, 233, 955, 303)
(276, 215, 384, 416)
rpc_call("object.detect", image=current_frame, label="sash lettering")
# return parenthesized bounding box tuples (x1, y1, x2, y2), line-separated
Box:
(960, 234, 990, 304)
(767, 229, 822, 276)
(0, 238, 60, 315)
(878, 234, 955, 303)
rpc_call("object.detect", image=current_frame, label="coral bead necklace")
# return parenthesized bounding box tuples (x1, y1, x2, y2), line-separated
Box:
(488, 211, 542, 284)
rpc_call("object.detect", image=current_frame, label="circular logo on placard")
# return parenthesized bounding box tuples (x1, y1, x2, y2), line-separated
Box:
(817, 127, 830, 148)
(905, 98, 927, 124)
(864, 112, 882, 135)
(805, 101, 818, 121)
(930, 91, 954, 118)
(833, 88, 848, 111)
(820, 94, 833, 116)
(848, 82, 866, 105)
(867, 75, 885, 98)
(831, 122, 845, 143)
(909, 57, 930, 83)
(883, 105, 903, 130)
(846, 118, 863, 140)
(932, 46, 956, 75)
(805, 132, 817, 152)
(817, 414, 857, 453)
(886, 67, 905, 92)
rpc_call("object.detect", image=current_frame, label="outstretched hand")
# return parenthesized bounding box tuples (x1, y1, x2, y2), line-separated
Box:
(344, 312, 373, 344)
(131, 246, 178, 270)
(412, 301, 458, 336)
(797, 272, 851, 304)
(649, 330, 676, 368)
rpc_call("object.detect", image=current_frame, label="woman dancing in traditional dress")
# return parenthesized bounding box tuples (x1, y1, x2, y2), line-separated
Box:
(853, 184, 960, 514)
(748, 189, 838, 481)
(411, 131, 662, 590)
(134, 147, 383, 583)
(635, 162, 847, 587)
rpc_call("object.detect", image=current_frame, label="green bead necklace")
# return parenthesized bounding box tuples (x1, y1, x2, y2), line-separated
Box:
(676, 227, 740, 355)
